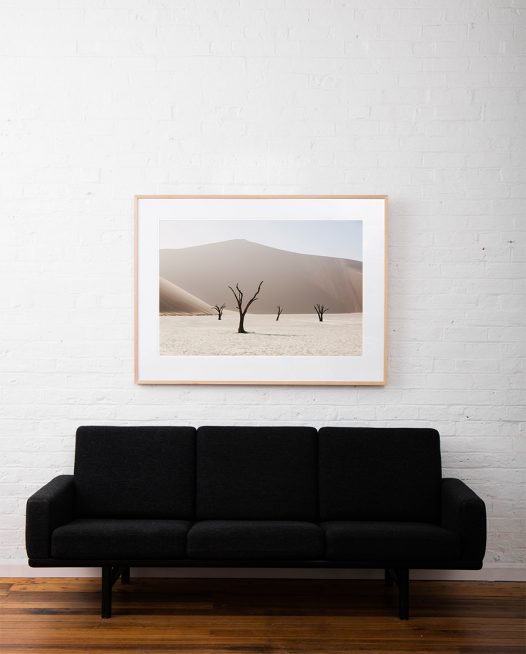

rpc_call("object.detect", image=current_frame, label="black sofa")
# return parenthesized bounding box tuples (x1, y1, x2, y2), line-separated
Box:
(26, 426, 486, 619)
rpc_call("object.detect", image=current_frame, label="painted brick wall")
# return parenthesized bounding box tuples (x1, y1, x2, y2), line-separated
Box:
(0, 0, 524, 578)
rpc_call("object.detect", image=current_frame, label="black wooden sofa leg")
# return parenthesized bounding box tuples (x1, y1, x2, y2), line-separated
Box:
(396, 568, 409, 620)
(386, 568, 409, 619)
(121, 566, 130, 584)
(101, 565, 129, 618)
(101, 566, 112, 618)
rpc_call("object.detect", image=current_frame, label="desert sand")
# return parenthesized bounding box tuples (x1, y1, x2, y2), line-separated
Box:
(159, 277, 215, 315)
(160, 239, 362, 314)
(160, 313, 362, 356)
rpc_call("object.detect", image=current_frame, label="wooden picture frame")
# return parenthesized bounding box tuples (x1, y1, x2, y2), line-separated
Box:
(135, 195, 388, 385)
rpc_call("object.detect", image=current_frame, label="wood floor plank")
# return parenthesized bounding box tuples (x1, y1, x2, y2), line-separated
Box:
(0, 578, 523, 653)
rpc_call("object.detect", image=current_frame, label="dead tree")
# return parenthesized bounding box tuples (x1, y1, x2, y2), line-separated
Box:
(314, 304, 329, 322)
(212, 304, 226, 320)
(228, 281, 263, 333)
(276, 306, 284, 321)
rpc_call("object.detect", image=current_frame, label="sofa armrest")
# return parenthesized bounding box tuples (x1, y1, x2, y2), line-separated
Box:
(26, 475, 75, 559)
(441, 478, 486, 563)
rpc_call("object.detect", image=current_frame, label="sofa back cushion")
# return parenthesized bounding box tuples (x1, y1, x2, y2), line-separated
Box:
(74, 426, 195, 518)
(318, 427, 442, 522)
(196, 426, 318, 520)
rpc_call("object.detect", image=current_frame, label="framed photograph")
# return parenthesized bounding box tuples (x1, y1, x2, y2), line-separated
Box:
(135, 195, 387, 385)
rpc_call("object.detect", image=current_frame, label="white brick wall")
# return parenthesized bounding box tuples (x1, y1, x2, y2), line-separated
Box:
(0, 0, 524, 579)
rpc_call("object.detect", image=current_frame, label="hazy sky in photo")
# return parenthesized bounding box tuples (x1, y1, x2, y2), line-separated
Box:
(160, 220, 363, 261)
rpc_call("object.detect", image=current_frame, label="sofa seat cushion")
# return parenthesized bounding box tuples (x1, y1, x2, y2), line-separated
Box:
(323, 522, 460, 563)
(187, 521, 324, 560)
(51, 519, 190, 560)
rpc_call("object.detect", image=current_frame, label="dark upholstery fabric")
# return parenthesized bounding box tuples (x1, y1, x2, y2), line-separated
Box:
(196, 427, 318, 519)
(51, 519, 190, 559)
(26, 475, 75, 559)
(74, 426, 195, 519)
(323, 521, 460, 562)
(26, 425, 487, 572)
(441, 478, 487, 562)
(318, 427, 442, 522)
(187, 520, 324, 560)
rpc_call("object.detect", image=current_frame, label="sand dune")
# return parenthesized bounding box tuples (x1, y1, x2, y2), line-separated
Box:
(160, 239, 362, 314)
(159, 277, 215, 315)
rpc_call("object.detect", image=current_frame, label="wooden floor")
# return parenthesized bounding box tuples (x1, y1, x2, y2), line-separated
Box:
(0, 577, 524, 653)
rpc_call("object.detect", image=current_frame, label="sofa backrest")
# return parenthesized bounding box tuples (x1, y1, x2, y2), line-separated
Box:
(72, 425, 443, 523)
(318, 427, 442, 523)
(74, 426, 195, 518)
(196, 426, 318, 520)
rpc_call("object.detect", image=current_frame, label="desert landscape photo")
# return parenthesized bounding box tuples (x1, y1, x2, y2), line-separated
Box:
(159, 220, 363, 357)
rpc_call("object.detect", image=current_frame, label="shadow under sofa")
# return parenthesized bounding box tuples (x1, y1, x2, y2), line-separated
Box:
(26, 425, 487, 619)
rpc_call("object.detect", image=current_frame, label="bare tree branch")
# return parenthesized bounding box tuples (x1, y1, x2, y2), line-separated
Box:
(212, 303, 226, 320)
(228, 281, 264, 333)
(228, 285, 242, 310)
(314, 304, 329, 322)
(242, 280, 263, 315)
